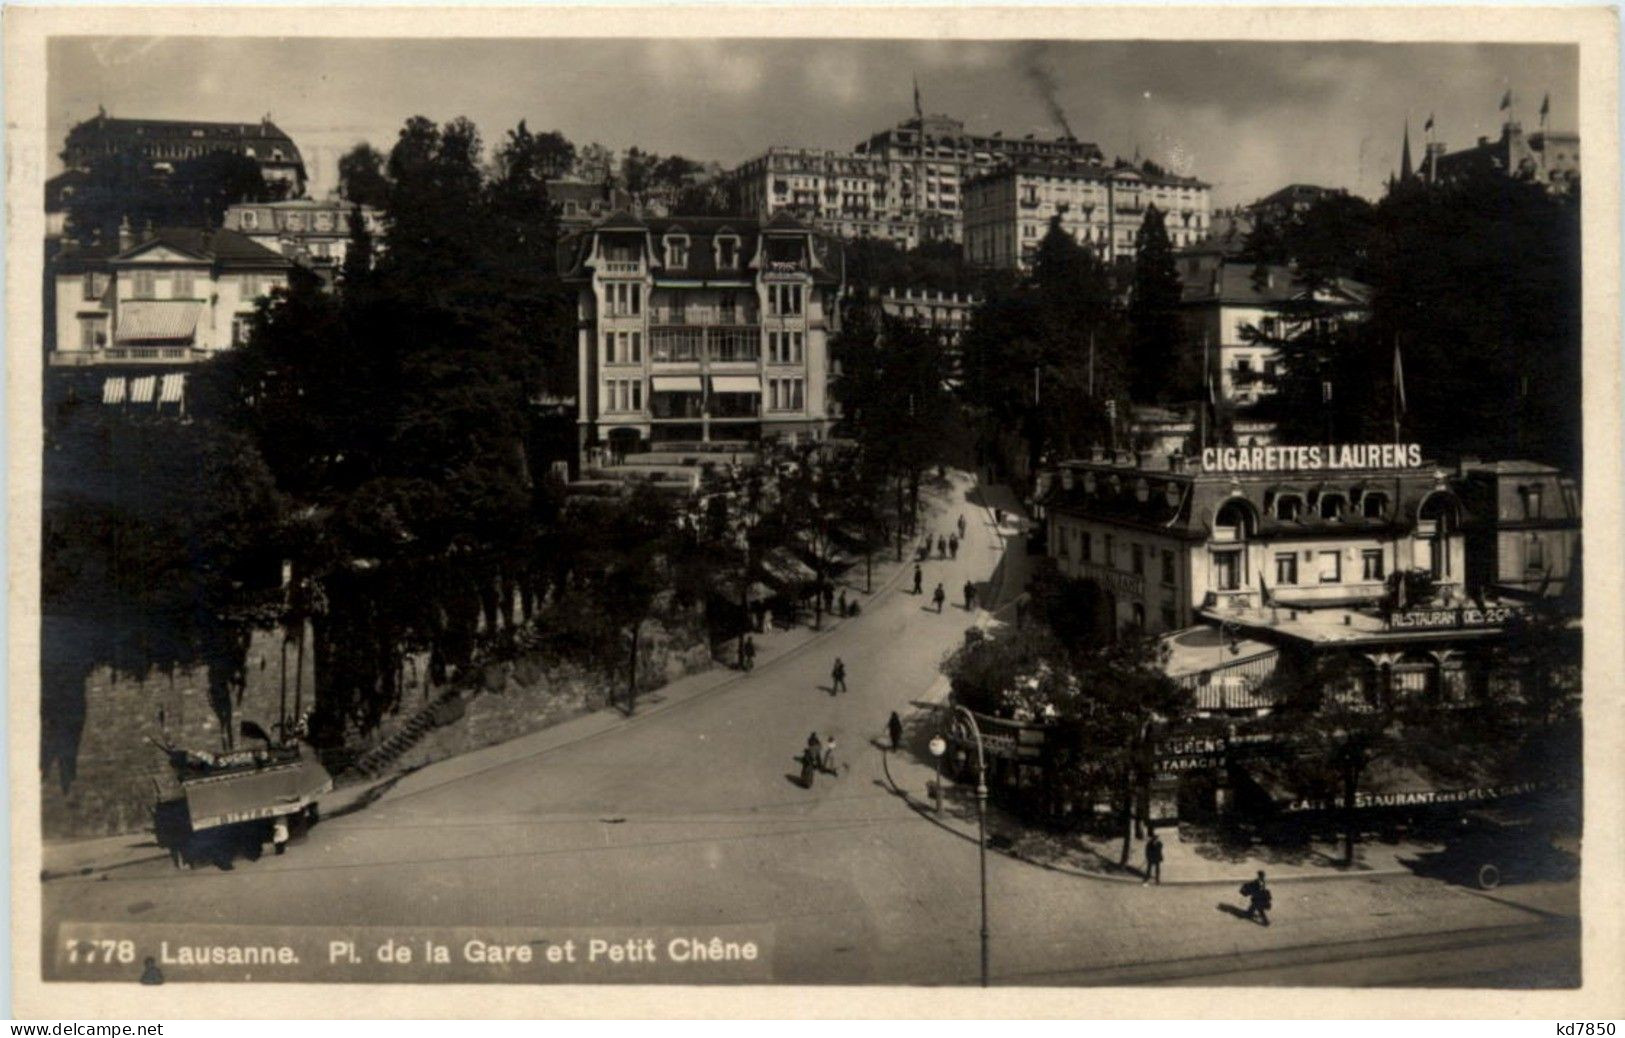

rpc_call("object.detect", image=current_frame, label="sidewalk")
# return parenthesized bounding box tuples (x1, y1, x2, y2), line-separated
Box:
(41, 475, 944, 879)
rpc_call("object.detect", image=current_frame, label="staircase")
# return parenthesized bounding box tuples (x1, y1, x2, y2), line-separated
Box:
(349, 688, 465, 779)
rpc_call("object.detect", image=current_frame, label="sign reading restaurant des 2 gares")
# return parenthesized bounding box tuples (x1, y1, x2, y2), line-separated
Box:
(1201, 443, 1424, 474)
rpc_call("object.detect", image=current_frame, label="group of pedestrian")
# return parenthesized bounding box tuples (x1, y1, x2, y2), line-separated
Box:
(800, 731, 842, 787)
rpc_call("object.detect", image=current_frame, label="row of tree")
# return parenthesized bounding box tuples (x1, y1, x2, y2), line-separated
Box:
(943, 559, 1580, 865)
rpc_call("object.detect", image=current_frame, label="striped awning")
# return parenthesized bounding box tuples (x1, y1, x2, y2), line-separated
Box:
(115, 302, 204, 343)
(129, 376, 157, 403)
(159, 373, 186, 403)
(711, 375, 761, 394)
(651, 375, 703, 393)
(101, 377, 126, 404)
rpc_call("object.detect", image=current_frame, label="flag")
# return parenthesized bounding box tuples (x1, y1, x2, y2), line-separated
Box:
(1499, 89, 1512, 111)
(1540, 92, 1550, 117)
(1257, 569, 1272, 607)
(1424, 112, 1434, 132)
(913, 75, 923, 120)
(1393, 341, 1407, 413)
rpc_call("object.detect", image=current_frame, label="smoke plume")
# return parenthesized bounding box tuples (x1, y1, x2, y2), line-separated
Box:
(1023, 52, 1075, 139)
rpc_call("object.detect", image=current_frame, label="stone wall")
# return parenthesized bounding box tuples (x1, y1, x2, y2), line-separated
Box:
(41, 609, 715, 840)
(41, 615, 312, 840)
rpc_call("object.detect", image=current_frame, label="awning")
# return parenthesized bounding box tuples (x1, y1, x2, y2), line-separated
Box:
(711, 375, 761, 394)
(159, 373, 186, 403)
(115, 301, 204, 343)
(129, 375, 157, 403)
(101, 377, 126, 404)
(182, 758, 334, 830)
(759, 547, 818, 592)
(651, 375, 703, 393)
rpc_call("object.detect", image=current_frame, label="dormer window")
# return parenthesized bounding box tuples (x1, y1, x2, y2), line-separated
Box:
(665, 235, 689, 269)
(715, 236, 740, 270)
(240, 211, 258, 230)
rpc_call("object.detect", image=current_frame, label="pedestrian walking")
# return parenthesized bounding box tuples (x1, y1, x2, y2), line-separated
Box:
(932, 583, 946, 613)
(958, 514, 966, 538)
(949, 533, 959, 559)
(822, 735, 838, 775)
(995, 508, 1005, 526)
(1241, 870, 1272, 925)
(742, 635, 756, 671)
(831, 657, 847, 694)
(887, 711, 904, 752)
(964, 580, 976, 611)
(822, 584, 835, 616)
(1143, 831, 1164, 885)
(800, 735, 820, 789)
(935, 535, 944, 558)
(912, 564, 923, 594)
(838, 589, 848, 617)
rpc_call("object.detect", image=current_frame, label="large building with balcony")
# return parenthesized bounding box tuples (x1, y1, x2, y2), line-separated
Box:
(962, 160, 1211, 271)
(1035, 445, 1579, 714)
(733, 113, 1105, 247)
(222, 198, 383, 278)
(49, 225, 291, 408)
(59, 111, 308, 196)
(560, 213, 844, 462)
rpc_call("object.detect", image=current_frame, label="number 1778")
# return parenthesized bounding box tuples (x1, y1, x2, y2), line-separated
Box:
(64, 938, 136, 964)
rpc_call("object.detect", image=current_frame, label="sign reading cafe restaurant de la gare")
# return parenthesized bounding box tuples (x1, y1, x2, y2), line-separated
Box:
(1201, 443, 1426, 474)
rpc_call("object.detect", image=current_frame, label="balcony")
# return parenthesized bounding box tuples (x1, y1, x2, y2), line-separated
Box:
(651, 325, 762, 364)
(50, 347, 200, 366)
(600, 260, 643, 275)
(651, 308, 758, 326)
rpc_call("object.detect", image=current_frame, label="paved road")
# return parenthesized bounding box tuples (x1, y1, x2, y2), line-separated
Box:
(42, 475, 1580, 986)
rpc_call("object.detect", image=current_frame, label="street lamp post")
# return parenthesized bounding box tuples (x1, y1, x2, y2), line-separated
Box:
(931, 705, 990, 987)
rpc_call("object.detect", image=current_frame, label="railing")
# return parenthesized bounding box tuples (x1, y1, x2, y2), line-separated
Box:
(52, 347, 199, 365)
(652, 309, 758, 326)
(601, 260, 642, 275)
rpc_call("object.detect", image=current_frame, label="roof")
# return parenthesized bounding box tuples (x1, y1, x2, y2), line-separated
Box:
(112, 227, 292, 268)
(1248, 184, 1339, 210)
(559, 214, 844, 286)
(968, 158, 1209, 191)
(64, 114, 300, 152)
(1180, 261, 1370, 308)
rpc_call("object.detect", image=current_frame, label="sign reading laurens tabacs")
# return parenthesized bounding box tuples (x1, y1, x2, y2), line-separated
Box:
(1201, 443, 1424, 474)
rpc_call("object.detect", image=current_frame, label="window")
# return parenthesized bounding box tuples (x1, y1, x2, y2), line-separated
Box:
(630, 332, 641, 364)
(78, 316, 107, 349)
(1362, 549, 1385, 581)
(603, 332, 616, 365)
(618, 332, 631, 363)
(1235, 357, 1253, 375)
(81, 272, 105, 301)
(1103, 535, 1115, 569)
(1080, 532, 1092, 562)
(1056, 526, 1071, 559)
(1161, 549, 1175, 586)
(666, 237, 689, 269)
(769, 284, 804, 316)
(632, 381, 643, 411)
(1131, 544, 1145, 576)
(1522, 485, 1543, 519)
(240, 273, 259, 299)
(1527, 535, 1546, 570)
(791, 331, 804, 364)
(232, 316, 253, 346)
(1318, 550, 1342, 583)
(1319, 493, 1345, 520)
(1362, 493, 1387, 519)
(240, 210, 258, 230)
(132, 271, 156, 299)
(1275, 553, 1298, 585)
(717, 237, 739, 269)
(1415, 537, 1437, 577)
(172, 271, 194, 299)
(1275, 494, 1302, 521)
(1131, 604, 1146, 629)
(1264, 359, 1279, 378)
(1212, 550, 1241, 591)
(790, 378, 804, 409)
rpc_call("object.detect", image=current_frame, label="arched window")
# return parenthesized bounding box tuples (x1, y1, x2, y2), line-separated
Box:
(1214, 499, 1257, 542)
(1272, 492, 1304, 521)
(1361, 491, 1388, 519)
(1317, 491, 1348, 520)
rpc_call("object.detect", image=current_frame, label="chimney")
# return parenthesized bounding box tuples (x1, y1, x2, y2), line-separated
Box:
(117, 216, 133, 251)
(1478, 136, 1490, 147)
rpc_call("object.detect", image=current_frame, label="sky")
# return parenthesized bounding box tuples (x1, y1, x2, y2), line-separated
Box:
(47, 37, 1577, 207)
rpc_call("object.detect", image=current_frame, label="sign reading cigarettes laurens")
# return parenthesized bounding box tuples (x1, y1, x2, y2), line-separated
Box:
(1201, 443, 1424, 474)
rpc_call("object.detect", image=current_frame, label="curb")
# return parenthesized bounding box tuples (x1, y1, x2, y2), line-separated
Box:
(877, 744, 1413, 888)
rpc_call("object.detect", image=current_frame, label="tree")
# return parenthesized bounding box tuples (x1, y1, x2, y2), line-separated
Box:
(337, 143, 391, 209)
(1128, 204, 1185, 403)
(621, 147, 658, 207)
(64, 149, 272, 243)
(1252, 649, 1430, 864)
